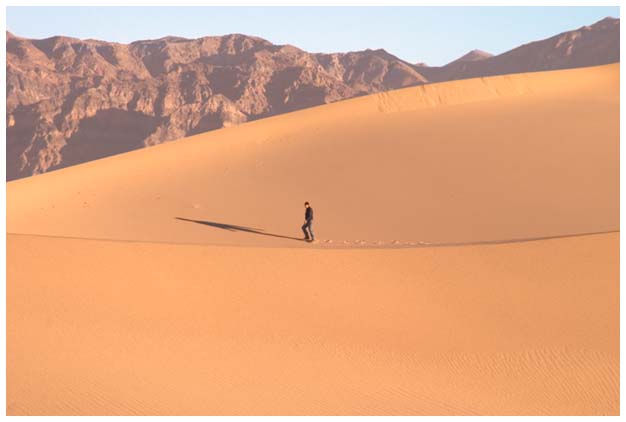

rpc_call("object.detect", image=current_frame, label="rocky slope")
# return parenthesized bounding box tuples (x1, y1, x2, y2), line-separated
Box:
(6, 17, 619, 180)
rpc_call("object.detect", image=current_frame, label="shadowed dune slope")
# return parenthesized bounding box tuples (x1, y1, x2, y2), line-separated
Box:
(7, 232, 619, 415)
(7, 64, 619, 247)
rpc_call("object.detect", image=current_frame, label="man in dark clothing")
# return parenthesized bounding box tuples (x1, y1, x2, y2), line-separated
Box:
(302, 202, 314, 241)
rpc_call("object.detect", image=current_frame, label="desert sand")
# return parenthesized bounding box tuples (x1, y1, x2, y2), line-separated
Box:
(7, 64, 619, 415)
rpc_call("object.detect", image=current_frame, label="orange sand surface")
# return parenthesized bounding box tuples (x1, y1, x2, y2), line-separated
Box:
(7, 233, 619, 415)
(7, 64, 619, 415)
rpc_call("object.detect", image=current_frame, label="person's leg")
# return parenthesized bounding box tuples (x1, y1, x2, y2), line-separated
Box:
(308, 221, 314, 240)
(302, 222, 310, 239)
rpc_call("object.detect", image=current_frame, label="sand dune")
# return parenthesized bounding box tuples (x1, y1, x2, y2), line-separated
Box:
(7, 232, 619, 415)
(7, 64, 619, 247)
(6, 64, 619, 415)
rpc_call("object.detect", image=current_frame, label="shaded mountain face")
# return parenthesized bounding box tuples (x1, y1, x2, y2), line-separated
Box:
(6, 17, 619, 180)
(419, 17, 620, 82)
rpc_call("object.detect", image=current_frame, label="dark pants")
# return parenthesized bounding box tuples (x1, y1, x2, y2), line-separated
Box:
(302, 219, 314, 240)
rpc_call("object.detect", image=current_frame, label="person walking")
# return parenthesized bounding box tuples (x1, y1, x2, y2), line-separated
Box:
(302, 202, 315, 242)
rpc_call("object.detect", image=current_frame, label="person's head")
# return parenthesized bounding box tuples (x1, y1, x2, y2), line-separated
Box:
(304, 202, 310, 208)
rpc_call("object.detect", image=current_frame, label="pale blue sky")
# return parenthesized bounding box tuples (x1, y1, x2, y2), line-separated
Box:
(6, 6, 620, 66)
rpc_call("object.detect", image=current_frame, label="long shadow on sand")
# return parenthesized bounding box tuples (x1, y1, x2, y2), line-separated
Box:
(175, 217, 304, 241)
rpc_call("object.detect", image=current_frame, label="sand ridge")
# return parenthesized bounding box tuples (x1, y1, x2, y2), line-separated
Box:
(5, 228, 617, 250)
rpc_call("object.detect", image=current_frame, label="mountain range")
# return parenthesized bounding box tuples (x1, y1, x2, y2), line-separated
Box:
(6, 16, 619, 180)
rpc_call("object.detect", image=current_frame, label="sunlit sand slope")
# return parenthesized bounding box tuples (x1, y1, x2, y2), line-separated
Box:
(7, 232, 618, 415)
(7, 64, 619, 246)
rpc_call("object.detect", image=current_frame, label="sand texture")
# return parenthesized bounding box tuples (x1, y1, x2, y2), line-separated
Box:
(6, 64, 619, 415)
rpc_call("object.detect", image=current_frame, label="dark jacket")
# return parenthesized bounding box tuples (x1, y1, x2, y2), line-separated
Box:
(305, 207, 313, 221)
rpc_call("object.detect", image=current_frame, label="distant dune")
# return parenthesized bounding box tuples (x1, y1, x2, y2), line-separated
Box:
(6, 64, 619, 415)
(7, 64, 619, 246)
(6, 17, 619, 179)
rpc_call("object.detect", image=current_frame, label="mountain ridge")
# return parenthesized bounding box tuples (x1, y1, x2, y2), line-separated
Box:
(6, 16, 620, 180)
